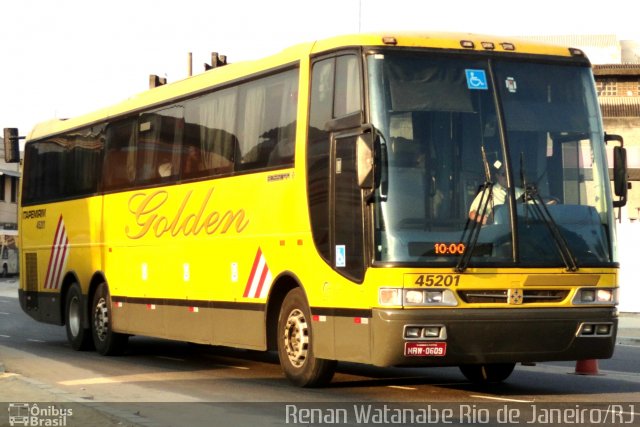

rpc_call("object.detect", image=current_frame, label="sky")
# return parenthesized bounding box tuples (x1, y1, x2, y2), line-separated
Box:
(1, 0, 639, 135)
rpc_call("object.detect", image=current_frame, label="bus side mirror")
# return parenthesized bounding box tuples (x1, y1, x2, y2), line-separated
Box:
(357, 131, 374, 189)
(612, 145, 628, 208)
(605, 133, 628, 209)
(3, 128, 20, 163)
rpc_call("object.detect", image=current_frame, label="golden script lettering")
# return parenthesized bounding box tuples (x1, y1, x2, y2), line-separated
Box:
(125, 188, 249, 239)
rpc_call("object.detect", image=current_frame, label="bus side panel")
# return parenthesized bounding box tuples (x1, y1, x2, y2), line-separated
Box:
(163, 306, 215, 344)
(102, 171, 302, 349)
(19, 197, 104, 325)
(333, 317, 371, 363)
(213, 308, 265, 349)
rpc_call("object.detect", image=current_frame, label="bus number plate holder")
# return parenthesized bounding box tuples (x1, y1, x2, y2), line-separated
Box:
(404, 342, 447, 357)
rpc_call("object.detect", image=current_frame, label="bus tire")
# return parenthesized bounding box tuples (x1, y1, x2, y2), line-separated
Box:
(64, 283, 93, 351)
(277, 288, 336, 387)
(91, 283, 128, 356)
(459, 363, 515, 384)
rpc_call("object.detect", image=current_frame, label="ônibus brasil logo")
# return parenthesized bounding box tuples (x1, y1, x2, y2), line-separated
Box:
(7, 403, 73, 426)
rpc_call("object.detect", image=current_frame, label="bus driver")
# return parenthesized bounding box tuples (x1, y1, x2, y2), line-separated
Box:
(468, 166, 523, 224)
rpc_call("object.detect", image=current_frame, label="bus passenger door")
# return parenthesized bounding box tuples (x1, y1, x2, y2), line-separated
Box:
(307, 51, 370, 363)
(332, 132, 366, 282)
(308, 52, 366, 282)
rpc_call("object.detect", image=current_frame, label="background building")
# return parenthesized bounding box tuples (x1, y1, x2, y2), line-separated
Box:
(0, 139, 19, 244)
(594, 63, 640, 221)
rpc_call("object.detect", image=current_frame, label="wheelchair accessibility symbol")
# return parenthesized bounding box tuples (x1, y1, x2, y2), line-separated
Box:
(465, 69, 488, 90)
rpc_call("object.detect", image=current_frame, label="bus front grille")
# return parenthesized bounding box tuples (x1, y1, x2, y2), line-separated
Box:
(458, 289, 570, 304)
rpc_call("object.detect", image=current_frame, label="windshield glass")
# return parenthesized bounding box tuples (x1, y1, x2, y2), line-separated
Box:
(367, 51, 614, 267)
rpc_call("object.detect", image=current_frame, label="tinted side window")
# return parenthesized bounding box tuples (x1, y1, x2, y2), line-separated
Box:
(137, 106, 184, 185)
(68, 126, 105, 196)
(183, 87, 238, 179)
(307, 54, 362, 262)
(181, 68, 298, 178)
(23, 142, 47, 204)
(334, 55, 362, 117)
(307, 58, 335, 260)
(334, 134, 365, 281)
(104, 119, 137, 190)
(236, 69, 298, 171)
(22, 126, 104, 204)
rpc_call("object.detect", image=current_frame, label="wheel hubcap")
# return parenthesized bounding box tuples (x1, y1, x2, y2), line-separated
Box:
(68, 296, 81, 337)
(94, 297, 109, 342)
(283, 308, 309, 368)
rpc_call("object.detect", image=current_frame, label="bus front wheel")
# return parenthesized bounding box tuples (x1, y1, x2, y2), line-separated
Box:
(64, 283, 93, 351)
(459, 363, 516, 384)
(91, 283, 128, 356)
(277, 288, 336, 387)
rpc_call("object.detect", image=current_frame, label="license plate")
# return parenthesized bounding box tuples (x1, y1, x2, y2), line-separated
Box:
(404, 341, 447, 357)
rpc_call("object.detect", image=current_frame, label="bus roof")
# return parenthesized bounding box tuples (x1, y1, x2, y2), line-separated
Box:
(26, 32, 582, 141)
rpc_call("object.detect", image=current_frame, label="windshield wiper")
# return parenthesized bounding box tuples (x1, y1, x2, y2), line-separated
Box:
(519, 154, 578, 271)
(456, 183, 492, 272)
(456, 147, 493, 273)
(522, 185, 578, 271)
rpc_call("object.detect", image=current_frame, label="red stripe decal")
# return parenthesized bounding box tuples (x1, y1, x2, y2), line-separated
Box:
(44, 216, 64, 289)
(44, 216, 69, 290)
(243, 248, 263, 298)
(242, 247, 273, 299)
(253, 263, 269, 300)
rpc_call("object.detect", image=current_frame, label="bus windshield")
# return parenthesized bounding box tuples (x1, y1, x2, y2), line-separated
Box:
(367, 51, 614, 267)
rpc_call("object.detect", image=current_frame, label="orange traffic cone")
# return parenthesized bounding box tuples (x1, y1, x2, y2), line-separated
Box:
(574, 359, 600, 375)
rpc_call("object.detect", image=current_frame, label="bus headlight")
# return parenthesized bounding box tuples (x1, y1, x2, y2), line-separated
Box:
(425, 291, 443, 304)
(379, 288, 458, 307)
(404, 289, 458, 306)
(572, 288, 617, 305)
(405, 290, 424, 304)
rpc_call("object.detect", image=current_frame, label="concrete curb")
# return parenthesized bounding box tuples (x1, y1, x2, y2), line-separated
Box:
(617, 337, 640, 346)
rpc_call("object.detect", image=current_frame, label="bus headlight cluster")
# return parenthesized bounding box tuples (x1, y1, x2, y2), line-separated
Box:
(572, 288, 618, 305)
(379, 288, 458, 307)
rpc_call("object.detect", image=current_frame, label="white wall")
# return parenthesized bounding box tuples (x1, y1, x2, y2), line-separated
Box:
(617, 222, 640, 313)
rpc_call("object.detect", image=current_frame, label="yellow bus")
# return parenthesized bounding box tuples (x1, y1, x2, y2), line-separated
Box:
(5, 33, 629, 387)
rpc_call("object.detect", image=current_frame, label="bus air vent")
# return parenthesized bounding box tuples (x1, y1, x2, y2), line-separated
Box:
(25, 252, 39, 310)
(25, 253, 38, 293)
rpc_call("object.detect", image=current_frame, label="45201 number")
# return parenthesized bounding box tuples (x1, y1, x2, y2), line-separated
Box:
(414, 274, 460, 287)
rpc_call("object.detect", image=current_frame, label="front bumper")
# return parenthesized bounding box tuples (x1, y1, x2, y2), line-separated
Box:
(370, 307, 617, 367)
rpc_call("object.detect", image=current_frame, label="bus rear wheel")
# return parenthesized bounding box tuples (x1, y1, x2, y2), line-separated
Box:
(91, 283, 128, 356)
(277, 288, 336, 387)
(459, 363, 515, 384)
(64, 283, 93, 351)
